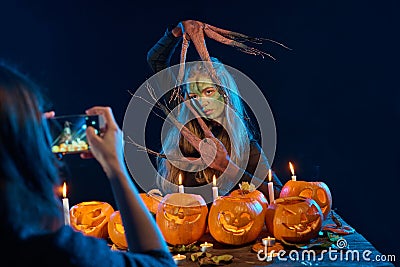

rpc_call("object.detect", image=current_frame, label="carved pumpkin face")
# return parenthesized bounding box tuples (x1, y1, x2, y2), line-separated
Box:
(279, 181, 332, 219)
(70, 201, 114, 239)
(208, 196, 265, 245)
(156, 193, 208, 245)
(108, 210, 127, 249)
(265, 196, 323, 243)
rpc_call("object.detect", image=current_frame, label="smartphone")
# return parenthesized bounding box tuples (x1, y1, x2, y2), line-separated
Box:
(48, 114, 103, 154)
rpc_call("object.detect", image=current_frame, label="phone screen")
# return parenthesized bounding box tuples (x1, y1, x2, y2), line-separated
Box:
(48, 114, 101, 154)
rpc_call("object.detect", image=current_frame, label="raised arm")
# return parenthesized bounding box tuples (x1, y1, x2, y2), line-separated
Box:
(84, 106, 169, 254)
(146, 25, 182, 73)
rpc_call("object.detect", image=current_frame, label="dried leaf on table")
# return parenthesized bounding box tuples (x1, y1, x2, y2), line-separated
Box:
(211, 255, 234, 264)
(169, 244, 199, 253)
(190, 252, 212, 261)
(191, 252, 203, 261)
(199, 257, 217, 266)
(322, 223, 355, 235)
(251, 242, 284, 253)
(327, 232, 341, 242)
(280, 237, 334, 249)
(191, 252, 233, 265)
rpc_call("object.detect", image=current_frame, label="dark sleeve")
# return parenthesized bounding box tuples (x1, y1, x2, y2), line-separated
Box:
(121, 250, 176, 267)
(146, 26, 182, 109)
(238, 141, 285, 200)
(146, 26, 182, 73)
(54, 226, 176, 267)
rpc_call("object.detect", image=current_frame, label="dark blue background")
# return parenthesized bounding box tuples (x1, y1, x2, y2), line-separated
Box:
(1, 0, 398, 258)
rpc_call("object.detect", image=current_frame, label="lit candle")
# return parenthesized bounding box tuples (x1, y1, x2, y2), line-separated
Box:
(173, 254, 186, 264)
(178, 173, 184, 193)
(289, 161, 296, 181)
(62, 182, 70, 226)
(200, 241, 213, 252)
(262, 236, 276, 246)
(212, 175, 218, 201)
(268, 169, 275, 204)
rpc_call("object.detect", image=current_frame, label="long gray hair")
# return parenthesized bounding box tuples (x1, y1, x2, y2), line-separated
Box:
(157, 58, 255, 193)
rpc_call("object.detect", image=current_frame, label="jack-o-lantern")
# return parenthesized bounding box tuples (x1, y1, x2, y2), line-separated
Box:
(279, 181, 332, 219)
(70, 201, 114, 239)
(139, 189, 163, 215)
(229, 182, 268, 211)
(265, 196, 323, 243)
(108, 210, 128, 249)
(208, 196, 264, 245)
(156, 193, 208, 245)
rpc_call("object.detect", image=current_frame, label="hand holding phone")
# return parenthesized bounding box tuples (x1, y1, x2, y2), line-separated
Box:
(83, 106, 125, 177)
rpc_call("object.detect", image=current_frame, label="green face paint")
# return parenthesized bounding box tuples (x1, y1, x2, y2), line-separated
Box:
(186, 75, 225, 122)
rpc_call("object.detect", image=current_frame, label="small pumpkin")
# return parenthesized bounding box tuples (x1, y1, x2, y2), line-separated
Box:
(279, 180, 332, 219)
(265, 196, 323, 243)
(156, 193, 208, 245)
(139, 189, 163, 215)
(208, 196, 264, 245)
(70, 201, 114, 239)
(108, 210, 128, 249)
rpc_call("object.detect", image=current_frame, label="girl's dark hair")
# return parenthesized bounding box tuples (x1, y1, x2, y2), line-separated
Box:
(0, 63, 63, 238)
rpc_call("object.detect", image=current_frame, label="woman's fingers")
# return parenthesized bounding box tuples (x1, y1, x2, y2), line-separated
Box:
(85, 106, 117, 129)
(80, 151, 94, 159)
(43, 111, 55, 119)
(85, 123, 102, 147)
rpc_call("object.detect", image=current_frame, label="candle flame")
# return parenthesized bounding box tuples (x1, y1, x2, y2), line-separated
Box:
(212, 175, 216, 187)
(62, 182, 67, 198)
(178, 173, 182, 185)
(205, 242, 208, 245)
(268, 169, 272, 182)
(289, 162, 295, 175)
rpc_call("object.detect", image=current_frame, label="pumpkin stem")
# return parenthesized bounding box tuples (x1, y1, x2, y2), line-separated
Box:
(147, 189, 163, 197)
(238, 182, 256, 193)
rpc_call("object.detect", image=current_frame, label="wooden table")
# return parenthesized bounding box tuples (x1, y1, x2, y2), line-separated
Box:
(171, 212, 395, 267)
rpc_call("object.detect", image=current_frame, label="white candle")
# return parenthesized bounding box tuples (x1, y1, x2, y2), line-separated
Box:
(178, 173, 184, 193)
(200, 241, 213, 252)
(62, 182, 70, 226)
(212, 175, 218, 201)
(173, 254, 186, 264)
(289, 161, 296, 181)
(262, 236, 276, 246)
(268, 169, 275, 204)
